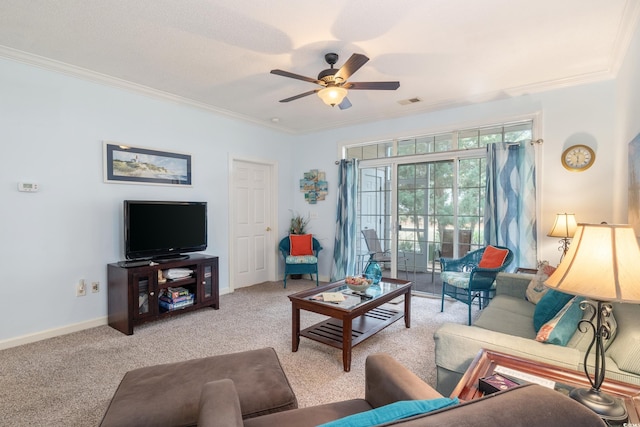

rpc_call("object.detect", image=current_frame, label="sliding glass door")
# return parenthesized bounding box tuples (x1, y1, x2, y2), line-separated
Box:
(349, 119, 533, 294)
(396, 157, 484, 294)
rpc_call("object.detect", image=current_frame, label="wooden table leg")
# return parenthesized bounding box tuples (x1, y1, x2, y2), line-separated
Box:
(404, 288, 411, 328)
(342, 317, 352, 372)
(292, 305, 300, 352)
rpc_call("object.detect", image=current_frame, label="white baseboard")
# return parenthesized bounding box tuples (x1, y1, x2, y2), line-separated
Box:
(1, 289, 245, 350)
(0, 317, 108, 350)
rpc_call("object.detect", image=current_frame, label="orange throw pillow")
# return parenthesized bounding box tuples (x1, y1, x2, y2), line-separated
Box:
(290, 234, 314, 256)
(478, 245, 509, 268)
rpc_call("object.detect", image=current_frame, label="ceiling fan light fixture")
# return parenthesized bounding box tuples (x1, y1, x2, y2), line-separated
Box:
(318, 86, 347, 107)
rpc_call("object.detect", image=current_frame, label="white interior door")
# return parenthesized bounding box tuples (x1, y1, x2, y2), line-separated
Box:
(231, 159, 274, 288)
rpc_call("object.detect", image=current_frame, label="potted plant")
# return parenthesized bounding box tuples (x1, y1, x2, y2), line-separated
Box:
(290, 211, 310, 235)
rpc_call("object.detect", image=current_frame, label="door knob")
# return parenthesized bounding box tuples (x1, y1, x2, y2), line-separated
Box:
(266, 227, 272, 231)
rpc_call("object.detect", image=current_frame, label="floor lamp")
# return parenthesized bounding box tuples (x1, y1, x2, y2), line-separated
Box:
(547, 213, 577, 262)
(544, 223, 640, 423)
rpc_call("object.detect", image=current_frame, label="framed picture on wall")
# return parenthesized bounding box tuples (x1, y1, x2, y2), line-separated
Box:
(103, 142, 192, 186)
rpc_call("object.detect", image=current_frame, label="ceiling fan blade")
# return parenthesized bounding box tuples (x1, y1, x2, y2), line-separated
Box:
(270, 69, 323, 85)
(343, 81, 400, 90)
(338, 97, 352, 110)
(278, 89, 320, 103)
(334, 53, 369, 82)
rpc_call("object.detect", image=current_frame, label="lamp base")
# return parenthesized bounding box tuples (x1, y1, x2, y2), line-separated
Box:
(569, 387, 628, 422)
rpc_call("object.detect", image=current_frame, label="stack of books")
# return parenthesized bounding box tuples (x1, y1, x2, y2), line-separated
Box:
(159, 286, 194, 311)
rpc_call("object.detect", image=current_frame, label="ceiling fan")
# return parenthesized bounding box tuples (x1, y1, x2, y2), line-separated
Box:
(270, 53, 400, 110)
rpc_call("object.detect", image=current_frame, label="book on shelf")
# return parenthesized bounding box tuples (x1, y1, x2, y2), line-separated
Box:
(159, 293, 192, 304)
(159, 294, 194, 311)
(163, 286, 190, 300)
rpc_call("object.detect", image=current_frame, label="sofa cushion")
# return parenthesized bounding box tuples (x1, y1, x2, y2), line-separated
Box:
(607, 303, 640, 375)
(533, 289, 574, 332)
(525, 261, 556, 304)
(536, 297, 583, 346)
(474, 295, 537, 339)
(316, 398, 459, 427)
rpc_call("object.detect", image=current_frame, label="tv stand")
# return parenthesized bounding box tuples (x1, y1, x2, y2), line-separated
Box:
(108, 254, 219, 335)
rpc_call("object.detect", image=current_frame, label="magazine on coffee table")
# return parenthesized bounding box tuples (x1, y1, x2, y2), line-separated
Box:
(308, 292, 362, 308)
(493, 365, 556, 389)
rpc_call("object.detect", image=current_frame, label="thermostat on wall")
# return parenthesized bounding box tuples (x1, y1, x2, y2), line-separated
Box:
(18, 182, 39, 192)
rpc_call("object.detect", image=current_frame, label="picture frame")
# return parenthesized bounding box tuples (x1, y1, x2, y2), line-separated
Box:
(299, 169, 328, 204)
(103, 142, 192, 186)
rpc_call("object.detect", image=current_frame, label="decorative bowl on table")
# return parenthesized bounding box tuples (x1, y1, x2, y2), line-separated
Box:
(345, 276, 373, 292)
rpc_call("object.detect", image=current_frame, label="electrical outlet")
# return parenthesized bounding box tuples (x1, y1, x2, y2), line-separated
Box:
(76, 280, 86, 297)
(91, 282, 100, 293)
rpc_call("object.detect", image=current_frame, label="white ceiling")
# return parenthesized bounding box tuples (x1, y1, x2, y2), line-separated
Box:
(0, 0, 638, 134)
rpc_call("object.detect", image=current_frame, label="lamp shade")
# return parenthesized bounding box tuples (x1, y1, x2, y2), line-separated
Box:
(547, 213, 578, 238)
(317, 86, 347, 107)
(545, 223, 640, 303)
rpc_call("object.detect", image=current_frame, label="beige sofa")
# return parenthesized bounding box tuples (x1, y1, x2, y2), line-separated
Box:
(434, 272, 640, 396)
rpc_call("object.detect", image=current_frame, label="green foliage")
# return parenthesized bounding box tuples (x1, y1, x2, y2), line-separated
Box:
(289, 211, 310, 235)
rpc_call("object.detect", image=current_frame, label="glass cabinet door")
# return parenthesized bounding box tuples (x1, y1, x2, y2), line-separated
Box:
(203, 264, 213, 299)
(132, 271, 156, 319)
(199, 260, 219, 308)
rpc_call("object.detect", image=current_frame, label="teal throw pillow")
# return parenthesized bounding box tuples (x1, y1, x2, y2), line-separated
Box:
(533, 289, 574, 332)
(535, 297, 584, 346)
(317, 398, 459, 427)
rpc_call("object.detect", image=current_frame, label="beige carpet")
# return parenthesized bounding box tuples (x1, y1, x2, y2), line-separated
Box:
(0, 280, 474, 426)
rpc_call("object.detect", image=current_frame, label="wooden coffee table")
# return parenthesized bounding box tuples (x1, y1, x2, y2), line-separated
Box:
(452, 349, 640, 424)
(288, 279, 411, 371)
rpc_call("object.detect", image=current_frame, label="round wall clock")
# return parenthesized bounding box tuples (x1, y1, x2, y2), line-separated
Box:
(561, 144, 595, 172)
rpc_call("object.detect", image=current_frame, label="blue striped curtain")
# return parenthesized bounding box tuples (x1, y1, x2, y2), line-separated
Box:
(484, 142, 537, 269)
(331, 159, 359, 281)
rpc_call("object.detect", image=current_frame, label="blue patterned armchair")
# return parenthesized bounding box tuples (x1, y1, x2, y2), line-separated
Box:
(440, 245, 513, 325)
(279, 236, 323, 288)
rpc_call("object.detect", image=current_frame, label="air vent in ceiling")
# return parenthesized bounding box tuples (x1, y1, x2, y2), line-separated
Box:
(398, 97, 422, 106)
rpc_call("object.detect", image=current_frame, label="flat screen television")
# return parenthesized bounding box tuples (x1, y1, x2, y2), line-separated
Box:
(124, 200, 207, 260)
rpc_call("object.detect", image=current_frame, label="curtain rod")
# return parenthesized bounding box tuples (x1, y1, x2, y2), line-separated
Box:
(506, 138, 544, 146)
(335, 139, 543, 163)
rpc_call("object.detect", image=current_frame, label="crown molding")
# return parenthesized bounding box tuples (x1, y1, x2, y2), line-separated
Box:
(0, 44, 284, 132)
(608, 0, 640, 75)
(0, 36, 629, 136)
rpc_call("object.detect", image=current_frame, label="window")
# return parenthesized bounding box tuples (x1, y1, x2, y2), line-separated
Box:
(349, 120, 533, 295)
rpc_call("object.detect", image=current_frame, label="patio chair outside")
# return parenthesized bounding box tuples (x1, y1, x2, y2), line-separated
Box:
(361, 228, 408, 279)
(431, 229, 472, 281)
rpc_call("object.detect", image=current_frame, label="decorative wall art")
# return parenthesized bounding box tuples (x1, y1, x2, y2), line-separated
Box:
(300, 169, 328, 204)
(104, 142, 192, 186)
(629, 133, 640, 237)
